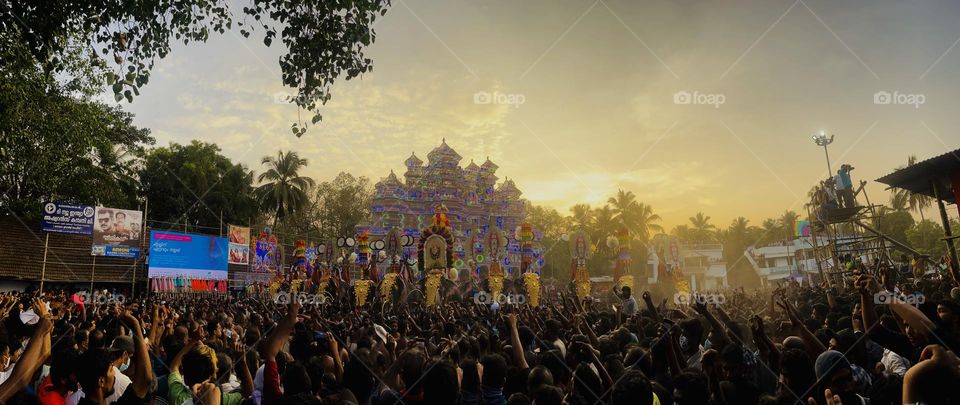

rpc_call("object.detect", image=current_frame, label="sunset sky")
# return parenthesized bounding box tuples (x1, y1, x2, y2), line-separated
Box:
(110, 0, 960, 229)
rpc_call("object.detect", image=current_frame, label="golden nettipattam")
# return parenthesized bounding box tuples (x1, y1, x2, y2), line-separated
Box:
(354, 279, 372, 306)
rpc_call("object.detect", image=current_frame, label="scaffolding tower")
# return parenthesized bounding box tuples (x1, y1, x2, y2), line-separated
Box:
(808, 180, 929, 286)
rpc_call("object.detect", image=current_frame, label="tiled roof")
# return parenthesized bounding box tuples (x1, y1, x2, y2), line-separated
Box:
(0, 216, 146, 283)
(875, 148, 960, 203)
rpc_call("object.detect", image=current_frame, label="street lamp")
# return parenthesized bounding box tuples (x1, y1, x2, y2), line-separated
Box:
(811, 131, 835, 175)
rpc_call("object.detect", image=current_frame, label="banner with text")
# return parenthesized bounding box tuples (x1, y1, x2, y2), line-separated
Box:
(228, 225, 250, 265)
(41, 202, 94, 235)
(148, 231, 229, 279)
(91, 206, 142, 258)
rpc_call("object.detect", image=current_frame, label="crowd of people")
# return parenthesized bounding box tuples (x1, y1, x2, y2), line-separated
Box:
(0, 264, 959, 405)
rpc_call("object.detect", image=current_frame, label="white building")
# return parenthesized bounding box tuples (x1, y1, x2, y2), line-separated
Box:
(745, 236, 826, 286)
(647, 234, 729, 290)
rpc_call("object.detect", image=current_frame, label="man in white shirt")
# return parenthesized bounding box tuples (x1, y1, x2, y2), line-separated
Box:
(880, 348, 909, 377)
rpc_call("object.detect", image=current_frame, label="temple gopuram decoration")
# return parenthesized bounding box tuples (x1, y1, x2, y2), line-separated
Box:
(570, 231, 592, 299)
(359, 139, 526, 273)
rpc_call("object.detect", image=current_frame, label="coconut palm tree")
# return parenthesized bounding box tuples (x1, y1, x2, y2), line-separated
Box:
(889, 190, 910, 212)
(759, 218, 781, 245)
(722, 216, 752, 261)
(570, 203, 594, 231)
(635, 202, 665, 242)
(592, 205, 617, 256)
(779, 210, 800, 241)
(608, 189, 640, 231)
(688, 212, 717, 244)
(894, 155, 932, 220)
(607, 189, 663, 242)
(255, 151, 315, 223)
(672, 224, 692, 241)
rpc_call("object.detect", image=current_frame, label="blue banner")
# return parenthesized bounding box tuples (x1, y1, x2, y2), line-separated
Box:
(41, 202, 95, 235)
(148, 231, 228, 279)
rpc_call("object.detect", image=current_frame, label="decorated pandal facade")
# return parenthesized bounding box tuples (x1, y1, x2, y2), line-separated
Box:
(358, 139, 527, 273)
(278, 140, 621, 306)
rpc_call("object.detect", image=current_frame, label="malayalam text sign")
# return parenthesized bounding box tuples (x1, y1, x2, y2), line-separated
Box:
(41, 202, 94, 235)
(149, 231, 228, 279)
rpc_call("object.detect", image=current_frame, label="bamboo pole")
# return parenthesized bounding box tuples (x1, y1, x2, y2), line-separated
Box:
(39, 233, 50, 293)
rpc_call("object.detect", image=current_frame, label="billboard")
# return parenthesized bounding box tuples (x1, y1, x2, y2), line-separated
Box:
(91, 206, 143, 258)
(148, 231, 229, 279)
(41, 202, 95, 235)
(228, 225, 250, 265)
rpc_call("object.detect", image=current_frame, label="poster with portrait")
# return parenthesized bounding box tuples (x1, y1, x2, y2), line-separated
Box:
(91, 206, 143, 258)
(228, 225, 250, 265)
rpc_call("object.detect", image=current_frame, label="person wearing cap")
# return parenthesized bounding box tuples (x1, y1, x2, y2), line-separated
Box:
(811, 350, 869, 405)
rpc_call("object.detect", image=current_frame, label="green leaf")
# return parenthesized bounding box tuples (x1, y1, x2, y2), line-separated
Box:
(264, 36, 272, 47)
(106, 72, 117, 85)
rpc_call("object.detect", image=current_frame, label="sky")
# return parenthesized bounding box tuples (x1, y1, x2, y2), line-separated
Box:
(108, 0, 960, 229)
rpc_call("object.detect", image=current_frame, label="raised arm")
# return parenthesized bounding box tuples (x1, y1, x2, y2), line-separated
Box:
(0, 308, 52, 401)
(232, 339, 254, 398)
(889, 299, 937, 339)
(120, 306, 154, 398)
(261, 300, 301, 361)
(642, 291, 661, 322)
(778, 296, 826, 358)
(507, 313, 529, 369)
(692, 297, 731, 349)
(857, 274, 880, 331)
(751, 315, 781, 371)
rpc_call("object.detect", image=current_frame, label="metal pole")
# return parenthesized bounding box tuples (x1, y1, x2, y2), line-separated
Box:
(932, 180, 959, 269)
(808, 207, 827, 285)
(823, 145, 833, 176)
(137, 198, 148, 297)
(39, 233, 50, 293)
(830, 223, 841, 286)
(90, 255, 97, 295)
